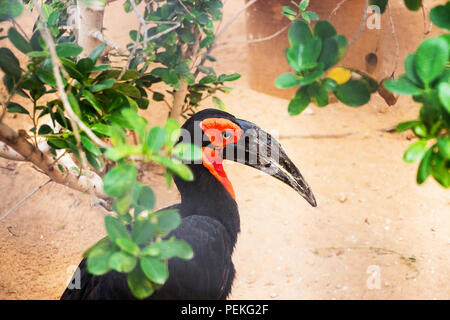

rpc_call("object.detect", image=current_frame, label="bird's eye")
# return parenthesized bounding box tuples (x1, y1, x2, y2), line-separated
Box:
(222, 130, 233, 140)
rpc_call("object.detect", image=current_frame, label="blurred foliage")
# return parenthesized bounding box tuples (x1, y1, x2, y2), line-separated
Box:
(277, 0, 449, 188)
(275, 0, 379, 115)
(0, 0, 212, 299)
(122, 0, 240, 117)
(384, 2, 450, 188)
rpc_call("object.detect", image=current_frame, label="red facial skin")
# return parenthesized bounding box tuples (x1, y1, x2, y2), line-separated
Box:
(200, 118, 243, 199)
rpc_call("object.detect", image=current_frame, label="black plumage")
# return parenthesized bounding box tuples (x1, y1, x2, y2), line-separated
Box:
(61, 109, 316, 300)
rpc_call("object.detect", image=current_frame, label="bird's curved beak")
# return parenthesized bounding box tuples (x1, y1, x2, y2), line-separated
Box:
(223, 119, 317, 207)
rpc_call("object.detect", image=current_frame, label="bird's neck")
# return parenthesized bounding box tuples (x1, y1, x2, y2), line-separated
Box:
(174, 164, 240, 246)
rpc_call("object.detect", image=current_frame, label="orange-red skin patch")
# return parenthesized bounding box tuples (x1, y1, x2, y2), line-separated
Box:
(202, 147, 235, 199)
(200, 118, 243, 148)
(200, 118, 243, 199)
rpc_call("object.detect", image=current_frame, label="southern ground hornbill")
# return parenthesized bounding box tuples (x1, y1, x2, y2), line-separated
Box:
(61, 109, 316, 300)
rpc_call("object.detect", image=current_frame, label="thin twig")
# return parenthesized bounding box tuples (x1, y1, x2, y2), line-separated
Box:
(387, 2, 399, 77)
(349, 0, 369, 46)
(12, 18, 29, 41)
(421, 3, 433, 36)
(177, 0, 195, 19)
(32, 0, 109, 150)
(215, 0, 258, 42)
(214, 24, 289, 48)
(329, 0, 350, 20)
(0, 179, 52, 222)
(130, 0, 148, 50)
(0, 166, 14, 171)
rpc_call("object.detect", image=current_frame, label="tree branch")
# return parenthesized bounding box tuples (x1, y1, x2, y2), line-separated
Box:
(33, 0, 109, 150)
(0, 122, 108, 200)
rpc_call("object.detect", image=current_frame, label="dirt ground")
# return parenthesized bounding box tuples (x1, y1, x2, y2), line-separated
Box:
(0, 1, 449, 300)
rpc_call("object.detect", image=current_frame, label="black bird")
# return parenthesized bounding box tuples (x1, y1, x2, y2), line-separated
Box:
(61, 109, 316, 300)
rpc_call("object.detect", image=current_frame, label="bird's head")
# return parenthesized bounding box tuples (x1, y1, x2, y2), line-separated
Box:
(178, 109, 317, 207)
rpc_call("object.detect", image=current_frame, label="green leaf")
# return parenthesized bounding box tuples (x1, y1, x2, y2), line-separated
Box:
(322, 78, 338, 92)
(282, 6, 297, 16)
(82, 237, 109, 258)
(153, 155, 194, 181)
(217, 73, 241, 82)
(55, 42, 83, 58)
(298, 36, 322, 69)
(298, 0, 309, 10)
(86, 151, 104, 171)
(36, 69, 57, 87)
(274, 73, 300, 89)
(288, 86, 310, 115)
(0, 47, 21, 80)
(318, 37, 339, 70)
(383, 76, 422, 95)
(103, 163, 138, 197)
(88, 78, 115, 92)
(430, 4, 450, 30)
(404, 54, 422, 87)
(417, 147, 433, 184)
(91, 123, 111, 136)
(413, 123, 428, 138)
(86, 241, 115, 275)
(81, 134, 101, 156)
(437, 137, 450, 159)
(41, 4, 52, 21)
(104, 216, 130, 242)
(0, 0, 23, 20)
(335, 80, 371, 106)
(140, 256, 169, 285)
(132, 218, 156, 245)
(286, 46, 301, 71)
(47, 10, 60, 26)
(403, 140, 427, 162)
(404, 0, 422, 11)
(82, 89, 103, 113)
(157, 210, 181, 233)
(91, 64, 110, 72)
(314, 20, 337, 41)
(143, 240, 194, 260)
(370, 0, 388, 13)
(141, 246, 161, 257)
(7, 102, 29, 115)
(429, 153, 449, 187)
(88, 42, 106, 63)
(76, 58, 94, 75)
(414, 37, 448, 86)
(67, 92, 82, 119)
(172, 143, 202, 162)
(299, 68, 324, 86)
(8, 27, 32, 53)
(104, 145, 141, 161)
(396, 120, 420, 132)
(26, 51, 49, 58)
(212, 96, 226, 111)
(288, 20, 312, 47)
(133, 183, 155, 212)
(127, 265, 154, 299)
(113, 83, 141, 98)
(116, 238, 141, 256)
(438, 82, 450, 113)
(109, 252, 137, 273)
(307, 82, 329, 107)
(38, 124, 52, 135)
(302, 11, 319, 22)
(146, 126, 166, 154)
(164, 118, 181, 147)
(113, 193, 133, 216)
